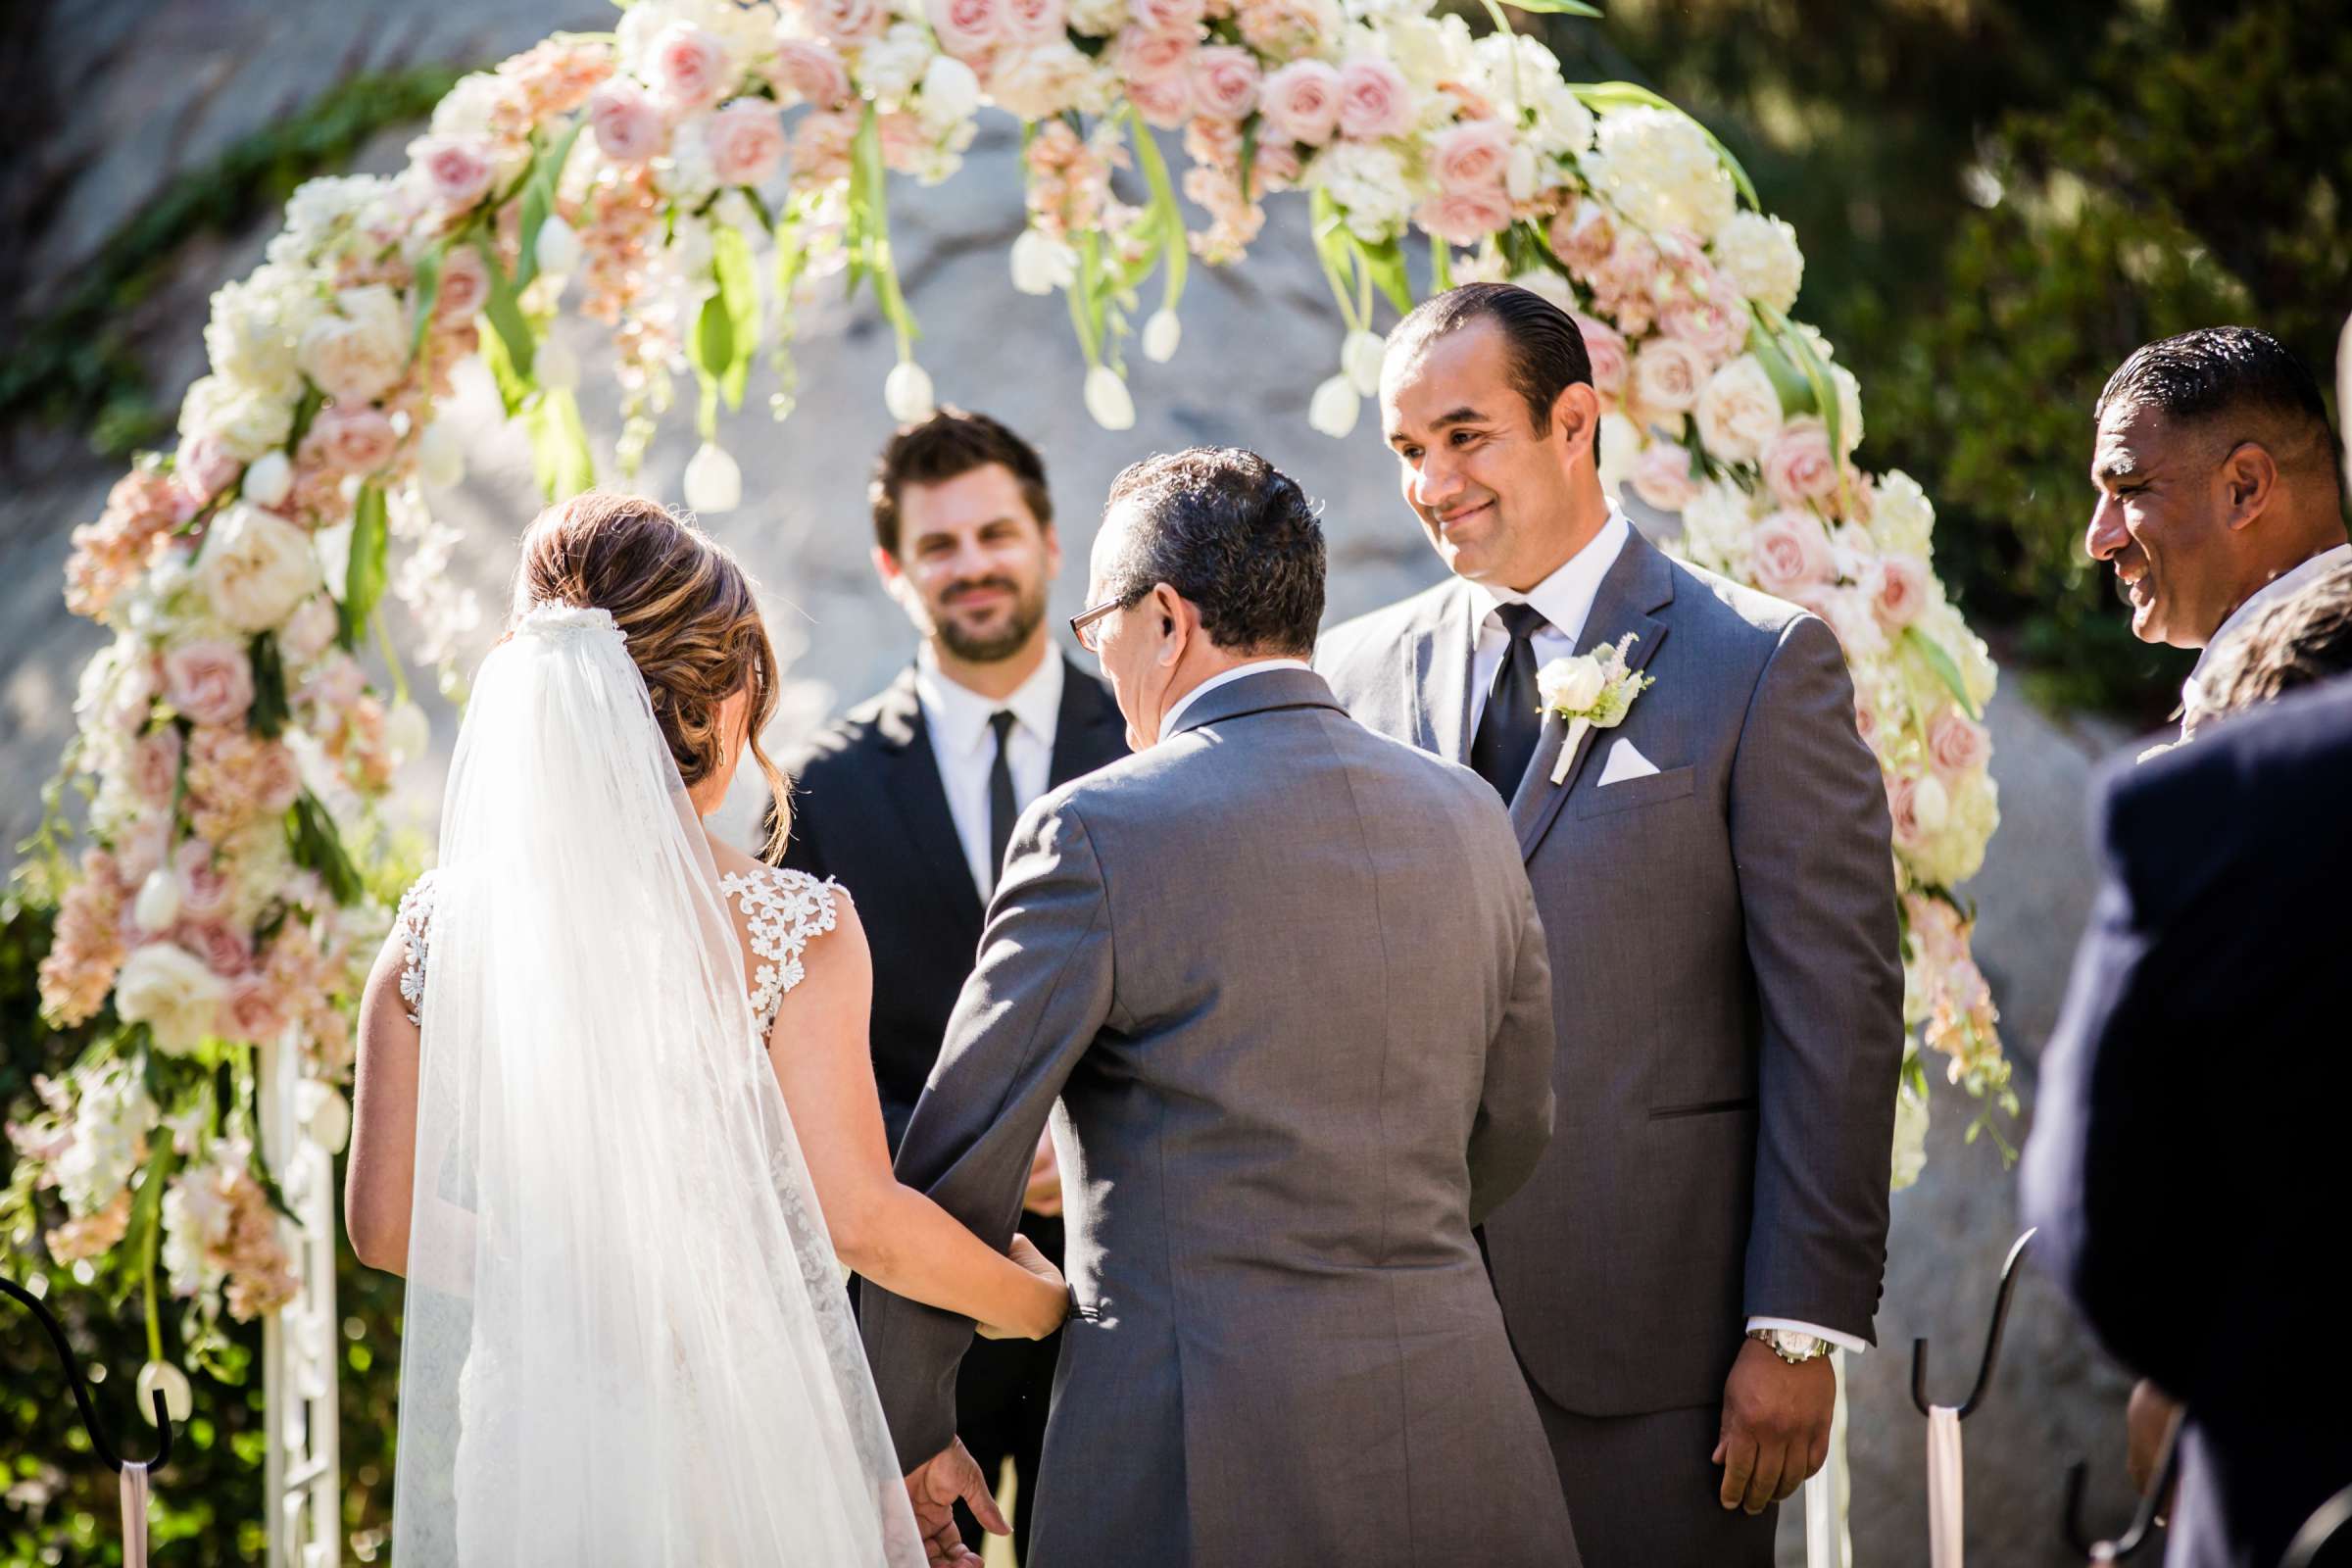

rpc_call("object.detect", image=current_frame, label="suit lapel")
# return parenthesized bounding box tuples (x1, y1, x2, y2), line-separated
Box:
(1510, 534, 1676, 859)
(873, 667, 986, 932)
(1415, 580, 1480, 764)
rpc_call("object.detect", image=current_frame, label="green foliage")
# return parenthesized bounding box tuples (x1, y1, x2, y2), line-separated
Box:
(0, 66, 466, 459)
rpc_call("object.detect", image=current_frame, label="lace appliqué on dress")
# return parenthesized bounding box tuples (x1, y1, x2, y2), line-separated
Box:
(718, 868, 840, 1037)
(394, 871, 440, 1028)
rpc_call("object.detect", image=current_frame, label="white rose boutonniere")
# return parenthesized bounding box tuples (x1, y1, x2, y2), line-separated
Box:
(1537, 633, 1655, 783)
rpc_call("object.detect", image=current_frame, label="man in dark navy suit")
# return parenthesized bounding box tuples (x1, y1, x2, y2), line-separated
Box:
(2023, 673, 2352, 1568)
(769, 410, 1127, 1561)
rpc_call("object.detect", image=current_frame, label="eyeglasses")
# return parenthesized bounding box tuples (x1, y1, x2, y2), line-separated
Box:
(1069, 598, 1124, 654)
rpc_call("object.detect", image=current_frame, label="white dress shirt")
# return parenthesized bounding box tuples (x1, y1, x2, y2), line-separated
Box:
(2180, 541, 2352, 719)
(913, 645, 1063, 900)
(1466, 506, 1865, 1357)
(1159, 659, 1315, 740)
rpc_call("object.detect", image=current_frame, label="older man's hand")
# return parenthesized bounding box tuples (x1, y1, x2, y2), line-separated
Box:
(903, 1437, 1006, 1567)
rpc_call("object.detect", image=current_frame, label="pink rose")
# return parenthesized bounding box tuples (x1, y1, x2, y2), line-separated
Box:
(1251, 140, 1302, 190)
(1258, 60, 1341, 147)
(1337, 56, 1411, 140)
(434, 242, 490, 321)
(1005, 0, 1068, 42)
(772, 39, 852, 108)
(1430, 119, 1514, 193)
(1123, 62, 1193, 128)
(1630, 441, 1701, 514)
(707, 100, 789, 187)
(410, 135, 495, 210)
(175, 436, 242, 508)
(1872, 554, 1932, 630)
(1748, 509, 1837, 598)
(1660, 291, 1749, 368)
(1762, 416, 1839, 510)
(1413, 186, 1514, 247)
(588, 79, 667, 163)
(1129, 0, 1204, 33)
(1116, 24, 1194, 80)
(221, 974, 289, 1043)
(128, 728, 182, 806)
(1188, 45, 1260, 122)
(1886, 774, 1930, 851)
(307, 652, 368, 714)
(1572, 313, 1628, 399)
(1629, 338, 1706, 416)
(1549, 199, 1615, 274)
(175, 920, 255, 981)
(651, 24, 732, 108)
(805, 0, 890, 44)
(174, 841, 233, 922)
(310, 406, 400, 475)
(929, 0, 1007, 59)
(1852, 689, 1880, 749)
(1927, 707, 1989, 778)
(252, 741, 303, 815)
(164, 641, 255, 727)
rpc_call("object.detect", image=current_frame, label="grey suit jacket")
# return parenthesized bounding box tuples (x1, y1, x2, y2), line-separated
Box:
(859, 667, 1576, 1568)
(1319, 529, 1904, 1416)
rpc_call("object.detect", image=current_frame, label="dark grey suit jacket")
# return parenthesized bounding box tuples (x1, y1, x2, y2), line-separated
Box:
(859, 667, 1576, 1567)
(1319, 528, 1904, 1415)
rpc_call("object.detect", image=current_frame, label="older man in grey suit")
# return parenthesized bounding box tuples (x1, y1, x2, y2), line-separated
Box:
(1319, 283, 1904, 1567)
(860, 446, 1575, 1568)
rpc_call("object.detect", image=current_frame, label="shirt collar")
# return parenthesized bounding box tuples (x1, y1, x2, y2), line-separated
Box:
(913, 642, 1065, 760)
(2184, 541, 2352, 699)
(1159, 658, 1314, 740)
(1466, 504, 1633, 648)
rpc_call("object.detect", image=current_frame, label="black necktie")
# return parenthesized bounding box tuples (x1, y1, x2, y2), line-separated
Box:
(987, 709, 1018, 893)
(1469, 603, 1549, 802)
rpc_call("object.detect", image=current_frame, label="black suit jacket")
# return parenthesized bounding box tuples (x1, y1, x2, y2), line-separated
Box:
(2022, 674, 2352, 1568)
(772, 656, 1129, 1151)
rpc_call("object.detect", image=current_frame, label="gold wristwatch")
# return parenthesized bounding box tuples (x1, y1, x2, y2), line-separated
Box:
(1747, 1327, 1832, 1364)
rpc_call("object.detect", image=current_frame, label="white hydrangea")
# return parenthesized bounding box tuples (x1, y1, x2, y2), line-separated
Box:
(429, 72, 505, 140)
(177, 374, 296, 464)
(1889, 1071, 1930, 1192)
(1709, 210, 1804, 317)
(1067, 0, 1130, 34)
(1528, 81, 1596, 160)
(1586, 107, 1737, 242)
(1872, 471, 1936, 558)
(55, 1061, 157, 1219)
(857, 23, 935, 104)
(201, 267, 316, 403)
(1677, 479, 1760, 579)
(1380, 14, 1475, 93)
(1309, 141, 1415, 242)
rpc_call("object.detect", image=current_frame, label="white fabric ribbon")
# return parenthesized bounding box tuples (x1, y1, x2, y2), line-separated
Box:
(1927, 1403, 1965, 1568)
(1550, 715, 1592, 784)
(119, 1461, 149, 1568)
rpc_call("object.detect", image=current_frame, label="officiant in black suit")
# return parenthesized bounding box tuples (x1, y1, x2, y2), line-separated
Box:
(768, 410, 1127, 1561)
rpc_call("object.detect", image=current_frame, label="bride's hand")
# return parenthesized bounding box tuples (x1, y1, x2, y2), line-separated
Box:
(976, 1233, 1067, 1341)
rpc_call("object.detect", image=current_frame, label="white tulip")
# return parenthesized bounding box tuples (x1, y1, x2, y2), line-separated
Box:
(1508, 268, 1573, 313)
(1342, 329, 1388, 397)
(385, 699, 430, 764)
(683, 441, 743, 513)
(533, 215, 582, 279)
(136, 1361, 194, 1427)
(134, 869, 182, 933)
(1008, 229, 1076, 296)
(314, 519, 354, 602)
(884, 360, 936, 423)
(1506, 143, 1541, 203)
(1142, 308, 1182, 364)
(1308, 373, 1361, 439)
(921, 55, 982, 122)
(297, 1080, 352, 1154)
(416, 420, 466, 489)
(536, 333, 580, 392)
(1084, 366, 1137, 431)
(1912, 773, 1951, 834)
(241, 449, 293, 508)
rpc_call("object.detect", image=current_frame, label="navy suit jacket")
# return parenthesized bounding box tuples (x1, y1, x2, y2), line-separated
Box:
(2022, 674, 2352, 1568)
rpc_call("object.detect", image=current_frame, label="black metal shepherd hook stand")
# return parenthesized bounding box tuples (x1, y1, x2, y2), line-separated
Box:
(2063, 1407, 2182, 1563)
(1913, 1226, 2038, 1420)
(0, 1274, 177, 1472)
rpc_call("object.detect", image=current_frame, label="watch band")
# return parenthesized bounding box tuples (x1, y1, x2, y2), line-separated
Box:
(1747, 1327, 1830, 1364)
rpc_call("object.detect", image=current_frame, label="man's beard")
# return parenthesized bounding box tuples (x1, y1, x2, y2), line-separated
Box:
(933, 576, 1049, 664)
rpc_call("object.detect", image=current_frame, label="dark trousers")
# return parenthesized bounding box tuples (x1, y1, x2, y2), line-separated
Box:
(950, 1213, 1062, 1567)
(1528, 1381, 1774, 1568)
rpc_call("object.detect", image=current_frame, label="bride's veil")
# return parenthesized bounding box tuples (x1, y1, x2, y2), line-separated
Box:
(390, 601, 922, 1565)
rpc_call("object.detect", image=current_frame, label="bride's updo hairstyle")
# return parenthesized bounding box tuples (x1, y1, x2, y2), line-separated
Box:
(513, 491, 790, 856)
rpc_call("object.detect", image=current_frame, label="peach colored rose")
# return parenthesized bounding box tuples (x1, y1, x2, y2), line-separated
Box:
(1414, 186, 1514, 247)
(1928, 707, 1989, 778)
(174, 841, 233, 923)
(1337, 56, 1410, 140)
(1130, 0, 1204, 33)
(1660, 291, 1749, 368)
(1006, 0, 1068, 42)
(1258, 60, 1340, 146)
(1631, 441, 1701, 513)
(651, 24, 732, 108)
(1117, 24, 1194, 79)
(1430, 119, 1514, 193)
(1872, 553, 1932, 630)
(1762, 416, 1839, 510)
(929, 0, 1007, 59)
(707, 100, 788, 186)
(1549, 199, 1615, 273)
(1748, 509, 1837, 597)
(309, 406, 401, 474)
(588, 79, 667, 163)
(1188, 44, 1260, 122)
(164, 641, 255, 727)
(175, 921, 255, 981)
(791, 110, 858, 188)
(410, 135, 496, 210)
(1252, 140, 1302, 190)
(772, 39, 852, 107)
(221, 974, 290, 1043)
(1629, 337, 1706, 416)
(1123, 62, 1192, 128)
(128, 728, 182, 806)
(1572, 313, 1628, 399)
(805, 0, 890, 44)
(434, 242, 490, 321)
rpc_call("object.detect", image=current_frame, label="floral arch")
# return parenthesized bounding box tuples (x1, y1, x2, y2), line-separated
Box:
(10, 0, 2008, 1494)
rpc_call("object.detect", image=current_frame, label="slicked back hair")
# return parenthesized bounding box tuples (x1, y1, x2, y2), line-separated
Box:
(1388, 281, 1595, 439)
(2097, 327, 2339, 493)
(1100, 447, 1326, 658)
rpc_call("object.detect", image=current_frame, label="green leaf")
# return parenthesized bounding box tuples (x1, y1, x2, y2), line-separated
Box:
(1430, 233, 1455, 293)
(1307, 188, 1363, 332)
(337, 484, 389, 651)
(1501, 0, 1601, 13)
(524, 386, 596, 500)
(474, 239, 537, 388)
(407, 241, 446, 363)
(1569, 82, 1757, 209)
(1765, 306, 1846, 469)
(1903, 626, 1981, 720)
(711, 221, 760, 408)
(286, 790, 364, 906)
(247, 632, 290, 740)
(513, 119, 584, 293)
(1127, 112, 1187, 310)
(1355, 235, 1415, 318)
(1745, 313, 1817, 417)
(476, 306, 532, 418)
(692, 291, 735, 394)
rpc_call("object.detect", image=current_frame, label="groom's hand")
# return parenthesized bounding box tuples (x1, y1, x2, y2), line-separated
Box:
(904, 1437, 1007, 1567)
(1712, 1337, 1835, 1514)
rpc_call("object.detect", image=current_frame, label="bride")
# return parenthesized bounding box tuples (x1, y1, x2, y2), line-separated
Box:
(343, 492, 1063, 1565)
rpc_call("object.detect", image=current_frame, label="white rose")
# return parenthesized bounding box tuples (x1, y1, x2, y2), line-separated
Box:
(199, 504, 323, 633)
(1538, 654, 1605, 713)
(1009, 228, 1078, 295)
(1693, 354, 1785, 466)
(203, 270, 311, 400)
(298, 286, 409, 407)
(1308, 373, 1361, 439)
(988, 42, 1100, 122)
(1142, 309, 1183, 364)
(1587, 106, 1737, 242)
(1381, 15, 1472, 91)
(684, 442, 744, 513)
(1529, 81, 1594, 159)
(115, 944, 228, 1055)
(885, 360, 936, 423)
(1709, 210, 1804, 317)
(1084, 366, 1137, 432)
(856, 24, 934, 101)
(179, 375, 296, 465)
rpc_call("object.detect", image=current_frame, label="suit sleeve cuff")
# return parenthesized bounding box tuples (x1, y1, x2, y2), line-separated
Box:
(1747, 1316, 1868, 1355)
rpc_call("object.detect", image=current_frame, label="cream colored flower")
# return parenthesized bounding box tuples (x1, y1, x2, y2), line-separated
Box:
(116, 943, 228, 1055)
(198, 504, 322, 633)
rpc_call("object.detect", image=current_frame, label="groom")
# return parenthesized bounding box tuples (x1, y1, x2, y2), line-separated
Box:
(1319, 283, 1904, 1566)
(861, 446, 1576, 1567)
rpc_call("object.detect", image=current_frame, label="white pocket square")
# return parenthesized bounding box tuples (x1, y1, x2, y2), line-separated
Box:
(1596, 738, 1660, 787)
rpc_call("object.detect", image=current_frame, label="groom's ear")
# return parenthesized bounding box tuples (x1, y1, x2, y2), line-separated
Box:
(1550, 383, 1601, 465)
